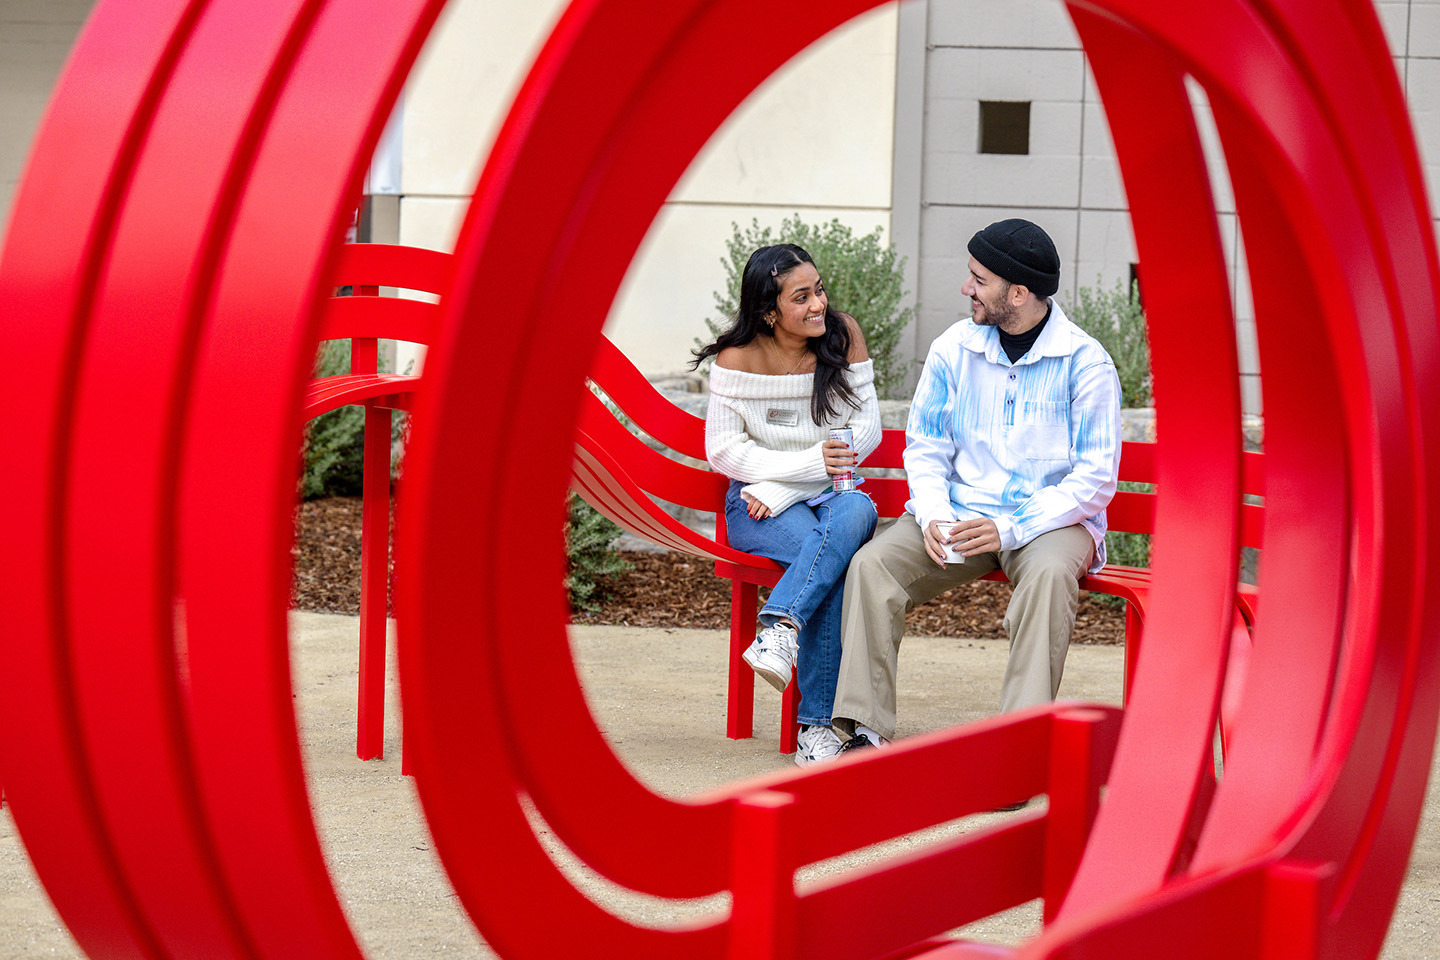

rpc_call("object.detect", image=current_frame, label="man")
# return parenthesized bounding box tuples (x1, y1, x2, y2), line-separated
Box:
(832, 218, 1121, 751)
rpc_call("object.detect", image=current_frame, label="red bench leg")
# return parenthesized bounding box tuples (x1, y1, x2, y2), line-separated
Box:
(397, 560, 414, 777)
(727, 580, 757, 740)
(357, 403, 391, 760)
(780, 682, 799, 754)
(1121, 602, 1144, 703)
(1042, 707, 1111, 920)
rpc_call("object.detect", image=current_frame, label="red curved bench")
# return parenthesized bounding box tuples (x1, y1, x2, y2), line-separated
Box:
(306, 241, 448, 761)
(319, 247, 1261, 766)
(576, 336, 1266, 755)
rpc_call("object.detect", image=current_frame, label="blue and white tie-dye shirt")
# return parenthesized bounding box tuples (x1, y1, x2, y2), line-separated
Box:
(904, 301, 1121, 572)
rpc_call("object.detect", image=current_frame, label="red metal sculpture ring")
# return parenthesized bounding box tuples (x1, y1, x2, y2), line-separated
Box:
(1, 0, 1436, 957)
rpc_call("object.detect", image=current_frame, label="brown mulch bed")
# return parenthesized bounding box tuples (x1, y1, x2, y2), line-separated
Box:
(293, 497, 383, 614)
(293, 496, 1125, 644)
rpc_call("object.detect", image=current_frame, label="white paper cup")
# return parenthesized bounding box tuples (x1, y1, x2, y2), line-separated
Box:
(938, 520, 966, 564)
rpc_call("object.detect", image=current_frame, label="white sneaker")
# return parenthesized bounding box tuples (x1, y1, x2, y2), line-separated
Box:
(742, 621, 798, 692)
(793, 724, 844, 766)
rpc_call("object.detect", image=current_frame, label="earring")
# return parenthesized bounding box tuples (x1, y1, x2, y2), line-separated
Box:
(766, 316, 775, 327)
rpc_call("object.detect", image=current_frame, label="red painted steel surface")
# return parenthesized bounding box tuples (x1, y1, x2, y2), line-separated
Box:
(309, 244, 448, 760)
(0, 2, 1435, 960)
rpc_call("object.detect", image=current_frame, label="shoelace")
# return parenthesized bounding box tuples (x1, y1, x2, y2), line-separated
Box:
(760, 624, 798, 656)
(838, 734, 875, 753)
(798, 726, 836, 753)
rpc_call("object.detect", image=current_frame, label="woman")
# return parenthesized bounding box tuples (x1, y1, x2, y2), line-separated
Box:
(693, 243, 881, 765)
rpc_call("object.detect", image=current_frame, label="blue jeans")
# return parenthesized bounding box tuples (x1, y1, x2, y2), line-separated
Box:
(724, 481, 878, 726)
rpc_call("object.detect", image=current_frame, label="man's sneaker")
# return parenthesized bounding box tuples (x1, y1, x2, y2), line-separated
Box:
(742, 621, 798, 692)
(793, 724, 844, 767)
(838, 726, 888, 754)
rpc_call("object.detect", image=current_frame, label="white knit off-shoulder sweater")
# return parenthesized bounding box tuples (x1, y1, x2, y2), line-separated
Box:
(706, 359, 882, 516)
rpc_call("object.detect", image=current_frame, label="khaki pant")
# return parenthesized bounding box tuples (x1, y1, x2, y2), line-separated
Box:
(832, 514, 1095, 740)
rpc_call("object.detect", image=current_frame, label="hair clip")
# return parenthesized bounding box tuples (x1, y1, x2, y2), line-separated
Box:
(770, 264, 779, 277)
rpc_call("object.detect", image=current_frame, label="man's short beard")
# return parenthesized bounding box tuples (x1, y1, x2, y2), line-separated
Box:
(974, 281, 1016, 327)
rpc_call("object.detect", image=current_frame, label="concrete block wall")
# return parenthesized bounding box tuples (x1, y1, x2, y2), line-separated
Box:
(0, 1, 92, 230)
(911, 0, 1268, 412)
(8, 0, 1440, 425)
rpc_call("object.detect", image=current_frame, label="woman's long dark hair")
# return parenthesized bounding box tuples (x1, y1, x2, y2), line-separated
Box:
(692, 243, 859, 425)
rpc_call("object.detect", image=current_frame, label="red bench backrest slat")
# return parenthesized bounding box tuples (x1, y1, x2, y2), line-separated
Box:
(589, 335, 707, 459)
(317, 295, 440, 345)
(329, 241, 453, 294)
(576, 389, 728, 511)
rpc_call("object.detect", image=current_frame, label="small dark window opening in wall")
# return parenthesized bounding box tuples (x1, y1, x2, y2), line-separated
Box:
(978, 101, 1031, 155)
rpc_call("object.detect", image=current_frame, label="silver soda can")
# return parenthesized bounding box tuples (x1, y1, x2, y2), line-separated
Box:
(829, 427, 856, 492)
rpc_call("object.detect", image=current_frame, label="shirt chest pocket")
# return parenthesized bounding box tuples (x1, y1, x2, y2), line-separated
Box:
(1009, 400, 1070, 462)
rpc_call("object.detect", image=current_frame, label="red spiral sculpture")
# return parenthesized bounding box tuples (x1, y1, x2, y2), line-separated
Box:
(1, 1, 1436, 958)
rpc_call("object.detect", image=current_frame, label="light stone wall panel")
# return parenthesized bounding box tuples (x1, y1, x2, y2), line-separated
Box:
(397, 195, 469, 254)
(928, 0, 1081, 51)
(1236, 317, 1260, 380)
(1404, 57, 1440, 203)
(1410, 0, 1440, 57)
(923, 46, 1086, 209)
(1079, 97, 1125, 211)
(1072, 207, 1135, 294)
(1377, 0, 1413, 54)
(400, 0, 567, 198)
(1185, 79, 1238, 216)
(1217, 211, 1244, 316)
(923, 113, 1083, 208)
(927, 45, 1086, 102)
(672, 7, 896, 209)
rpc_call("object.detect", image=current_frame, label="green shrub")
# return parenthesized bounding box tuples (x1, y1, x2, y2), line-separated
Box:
(1064, 277, 1152, 408)
(565, 494, 630, 614)
(302, 341, 366, 498)
(301, 340, 407, 499)
(706, 216, 914, 399)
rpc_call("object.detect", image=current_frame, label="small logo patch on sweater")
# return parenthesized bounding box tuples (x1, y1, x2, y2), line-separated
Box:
(766, 407, 799, 427)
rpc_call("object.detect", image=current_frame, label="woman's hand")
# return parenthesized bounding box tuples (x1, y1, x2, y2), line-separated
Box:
(741, 491, 772, 519)
(822, 437, 858, 476)
(924, 519, 958, 565)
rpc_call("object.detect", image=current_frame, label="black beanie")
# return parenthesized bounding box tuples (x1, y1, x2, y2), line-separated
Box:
(967, 219, 1060, 299)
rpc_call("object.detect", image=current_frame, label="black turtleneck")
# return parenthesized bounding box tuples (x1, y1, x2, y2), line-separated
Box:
(998, 302, 1052, 364)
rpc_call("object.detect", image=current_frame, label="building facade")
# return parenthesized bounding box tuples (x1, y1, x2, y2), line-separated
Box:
(7, 0, 1440, 413)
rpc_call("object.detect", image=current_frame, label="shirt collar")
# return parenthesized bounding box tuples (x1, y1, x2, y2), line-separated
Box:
(959, 299, 1074, 364)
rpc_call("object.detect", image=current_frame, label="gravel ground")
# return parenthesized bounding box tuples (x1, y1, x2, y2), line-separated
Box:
(1, 617, 1433, 959)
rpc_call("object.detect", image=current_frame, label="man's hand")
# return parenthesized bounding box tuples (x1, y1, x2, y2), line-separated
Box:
(951, 517, 1000, 556)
